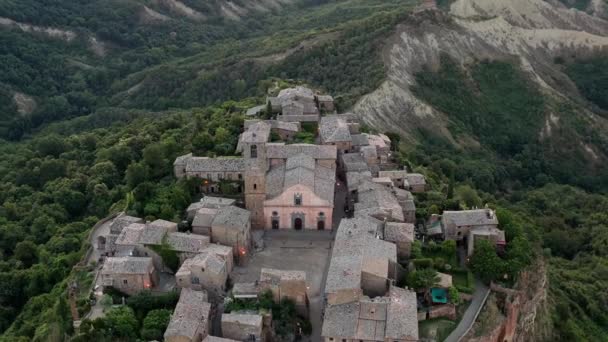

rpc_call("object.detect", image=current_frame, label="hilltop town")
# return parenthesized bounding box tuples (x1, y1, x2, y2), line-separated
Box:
(82, 86, 507, 342)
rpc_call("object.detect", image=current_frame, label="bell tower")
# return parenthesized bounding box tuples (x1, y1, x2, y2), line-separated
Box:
(243, 136, 268, 229)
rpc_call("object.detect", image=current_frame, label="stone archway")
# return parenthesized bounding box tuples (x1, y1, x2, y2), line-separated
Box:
(317, 220, 325, 230)
(97, 236, 106, 250)
(294, 218, 303, 230)
(291, 212, 305, 230)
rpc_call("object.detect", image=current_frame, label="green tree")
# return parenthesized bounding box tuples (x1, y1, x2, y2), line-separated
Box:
(125, 162, 150, 189)
(14, 241, 39, 268)
(470, 240, 505, 283)
(105, 306, 139, 339)
(454, 185, 481, 209)
(140, 309, 171, 341)
(407, 268, 440, 304)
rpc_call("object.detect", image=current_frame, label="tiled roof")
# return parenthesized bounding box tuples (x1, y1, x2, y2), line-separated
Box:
(316, 94, 334, 102)
(322, 287, 418, 341)
(138, 224, 168, 245)
(212, 206, 251, 231)
(405, 173, 426, 186)
(385, 286, 419, 340)
(166, 232, 210, 253)
(346, 171, 373, 192)
(149, 219, 177, 231)
(384, 223, 415, 243)
(277, 86, 315, 102)
(319, 116, 352, 143)
(173, 153, 193, 166)
(238, 121, 271, 145)
(164, 288, 211, 340)
(180, 252, 226, 275)
(351, 134, 369, 147)
(325, 217, 396, 294)
(200, 196, 236, 209)
(441, 209, 498, 227)
(101, 257, 153, 275)
(321, 301, 359, 337)
(265, 143, 337, 160)
(367, 134, 390, 149)
(115, 223, 145, 246)
(355, 181, 404, 222)
(109, 215, 143, 234)
(192, 208, 218, 228)
(265, 153, 336, 204)
(185, 157, 245, 173)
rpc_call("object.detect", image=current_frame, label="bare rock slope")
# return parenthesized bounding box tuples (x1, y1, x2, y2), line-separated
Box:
(354, 0, 608, 146)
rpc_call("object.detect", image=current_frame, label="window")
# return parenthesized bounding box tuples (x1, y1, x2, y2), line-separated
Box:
(272, 211, 278, 216)
(238, 173, 243, 180)
(250, 145, 258, 158)
(253, 184, 257, 190)
(294, 193, 302, 206)
(457, 232, 462, 236)
(319, 212, 325, 217)
(192, 277, 200, 284)
(123, 279, 128, 285)
(201, 267, 205, 272)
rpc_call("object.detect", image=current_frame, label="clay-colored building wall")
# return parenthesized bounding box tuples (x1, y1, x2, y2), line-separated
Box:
(264, 185, 332, 230)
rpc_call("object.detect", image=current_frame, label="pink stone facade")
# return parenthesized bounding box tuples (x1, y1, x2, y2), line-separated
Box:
(263, 184, 333, 230)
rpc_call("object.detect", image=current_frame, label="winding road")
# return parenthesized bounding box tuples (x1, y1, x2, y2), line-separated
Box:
(444, 279, 490, 342)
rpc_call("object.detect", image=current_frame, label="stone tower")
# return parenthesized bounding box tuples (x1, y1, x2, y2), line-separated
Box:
(241, 123, 270, 229)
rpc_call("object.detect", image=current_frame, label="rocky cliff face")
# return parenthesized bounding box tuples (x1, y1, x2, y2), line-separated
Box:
(354, 0, 608, 151)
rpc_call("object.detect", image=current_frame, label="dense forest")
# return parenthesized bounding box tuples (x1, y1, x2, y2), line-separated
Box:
(0, 0, 607, 341)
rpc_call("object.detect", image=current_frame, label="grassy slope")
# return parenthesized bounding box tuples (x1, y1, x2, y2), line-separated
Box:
(409, 56, 608, 341)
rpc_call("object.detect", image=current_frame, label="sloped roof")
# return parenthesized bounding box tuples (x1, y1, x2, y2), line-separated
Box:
(385, 286, 419, 340)
(384, 223, 415, 243)
(101, 257, 153, 275)
(166, 232, 210, 253)
(185, 157, 245, 173)
(319, 116, 352, 143)
(192, 208, 218, 228)
(265, 153, 336, 204)
(212, 206, 251, 231)
(441, 209, 498, 227)
(265, 143, 337, 160)
(115, 223, 145, 246)
(164, 288, 211, 340)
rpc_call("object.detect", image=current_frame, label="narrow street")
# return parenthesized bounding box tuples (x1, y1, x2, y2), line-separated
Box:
(444, 279, 490, 342)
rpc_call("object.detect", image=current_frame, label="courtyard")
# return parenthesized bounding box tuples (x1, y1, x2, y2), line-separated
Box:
(230, 230, 334, 341)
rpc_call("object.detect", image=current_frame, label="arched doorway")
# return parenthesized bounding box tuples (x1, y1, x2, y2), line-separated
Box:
(317, 220, 325, 230)
(272, 219, 279, 230)
(294, 218, 303, 230)
(97, 236, 106, 250)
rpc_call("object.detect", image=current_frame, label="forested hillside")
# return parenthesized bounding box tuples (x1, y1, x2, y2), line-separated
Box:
(0, 0, 607, 341)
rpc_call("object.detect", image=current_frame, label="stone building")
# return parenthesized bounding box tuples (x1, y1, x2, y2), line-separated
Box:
(187, 196, 235, 221)
(319, 116, 352, 154)
(383, 222, 415, 260)
(405, 173, 427, 193)
(210, 205, 251, 258)
(264, 153, 335, 230)
(355, 181, 405, 223)
(259, 268, 308, 316)
(316, 94, 335, 112)
(192, 208, 218, 236)
(221, 313, 265, 342)
(100, 257, 158, 295)
(174, 155, 245, 193)
(244, 119, 300, 141)
(268, 86, 321, 122)
(441, 209, 506, 256)
(321, 286, 418, 342)
(164, 288, 212, 342)
(378, 170, 409, 189)
(176, 252, 228, 297)
(167, 232, 211, 262)
(109, 214, 143, 235)
(324, 217, 399, 305)
(441, 208, 499, 241)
